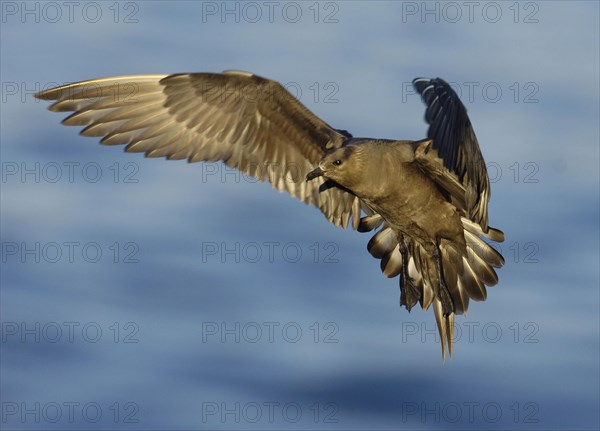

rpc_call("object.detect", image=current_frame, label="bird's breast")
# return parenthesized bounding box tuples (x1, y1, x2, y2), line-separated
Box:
(358, 163, 462, 245)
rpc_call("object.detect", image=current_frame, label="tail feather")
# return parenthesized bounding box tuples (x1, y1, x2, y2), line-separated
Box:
(440, 239, 468, 314)
(380, 247, 403, 278)
(367, 226, 396, 259)
(433, 299, 454, 361)
(361, 214, 504, 359)
(464, 228, 504, 268)
(461, 256, 488, 301)
(466, 246, 498, 286)
(358, 214, 383, 232)
(463, 217, 505, 244)
(420, 275, 435, 311)
(409, 244, 434, 311)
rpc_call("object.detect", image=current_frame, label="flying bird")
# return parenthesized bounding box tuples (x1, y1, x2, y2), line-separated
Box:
(35, 71, 504, 359)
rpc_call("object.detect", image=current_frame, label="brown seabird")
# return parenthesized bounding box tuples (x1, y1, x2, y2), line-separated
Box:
(35, 71, 504, 360)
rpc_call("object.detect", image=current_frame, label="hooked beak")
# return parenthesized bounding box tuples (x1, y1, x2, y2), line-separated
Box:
(306, 166, 325, 182)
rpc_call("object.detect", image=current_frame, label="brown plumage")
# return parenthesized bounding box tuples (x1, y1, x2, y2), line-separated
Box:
(35, 71, 504, 360)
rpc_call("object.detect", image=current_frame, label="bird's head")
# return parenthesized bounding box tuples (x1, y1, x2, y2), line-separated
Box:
(306, 145, 363, 190)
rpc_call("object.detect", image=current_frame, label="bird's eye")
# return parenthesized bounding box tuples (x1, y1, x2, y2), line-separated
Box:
(333, 159, 342, 166)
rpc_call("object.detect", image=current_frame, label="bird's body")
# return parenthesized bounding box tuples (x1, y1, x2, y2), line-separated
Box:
(308, 136, 503, 355)
(342, 139, 463, 246)
(35, 71, 505, 359)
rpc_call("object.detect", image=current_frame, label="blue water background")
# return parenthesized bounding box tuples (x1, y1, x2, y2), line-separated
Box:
(1, 1, 598, 429)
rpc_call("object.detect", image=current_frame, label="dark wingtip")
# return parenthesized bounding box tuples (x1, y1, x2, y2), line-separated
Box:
(412, 77, 433, 95)
(412, 77, 452, 96)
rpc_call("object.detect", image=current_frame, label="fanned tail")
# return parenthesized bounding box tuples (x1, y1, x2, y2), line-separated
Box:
(360, 213, 504, 359)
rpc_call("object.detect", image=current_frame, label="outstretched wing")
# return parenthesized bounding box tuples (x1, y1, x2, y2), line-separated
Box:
(408, 81, 505, 358)
(413, 78, 491, 232)
(36, 71, 362, 228)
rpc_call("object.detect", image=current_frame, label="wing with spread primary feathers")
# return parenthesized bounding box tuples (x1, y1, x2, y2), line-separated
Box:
(413, 77, 491, 233)
(35, 71, 363, 228)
